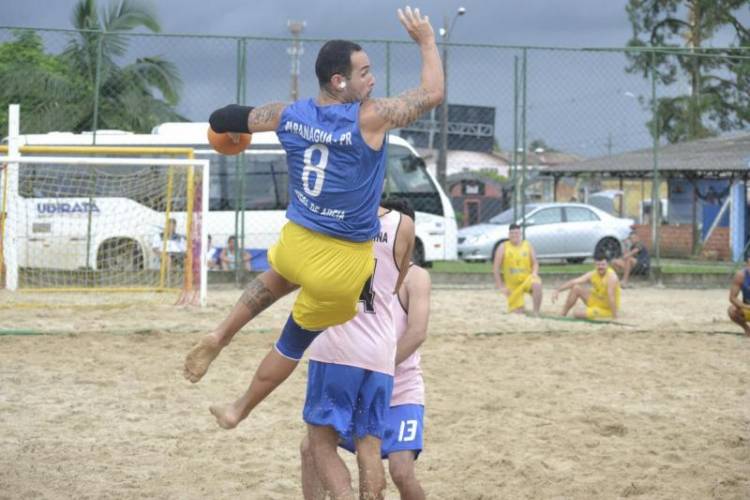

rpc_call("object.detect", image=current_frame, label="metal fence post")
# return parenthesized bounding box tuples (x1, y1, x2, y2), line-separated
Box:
(436, 38, 449, 192)
(385, 41, 392, 98)
(512, 54, 519, 222)
(91, 31, 104, 143)
(520, 48, 528, 238)
(232, 37, 248, 284)
(86, 30, 105, 271)
(239, 38, 247, 283)
(650, 50, 661, 281)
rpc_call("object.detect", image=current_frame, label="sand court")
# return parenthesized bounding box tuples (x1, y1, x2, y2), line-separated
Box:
(1, 286, 748, 499)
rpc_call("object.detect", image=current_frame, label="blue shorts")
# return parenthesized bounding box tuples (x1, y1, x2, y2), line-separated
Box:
(303, 360, 393, 441)
(340, 404, 424, 459)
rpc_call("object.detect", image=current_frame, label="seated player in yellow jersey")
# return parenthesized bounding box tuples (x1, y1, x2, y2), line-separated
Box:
(492, 223, 542, 314)
(726, 252, 750, 336)
(552, 251, 621, 320)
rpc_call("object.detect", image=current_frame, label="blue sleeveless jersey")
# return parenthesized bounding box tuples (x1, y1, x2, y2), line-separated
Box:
(276, 98, 387, 242)
(742, 269, 750, 304)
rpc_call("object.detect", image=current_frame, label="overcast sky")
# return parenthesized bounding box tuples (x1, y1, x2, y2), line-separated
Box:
(4, 1, 748, 157)
(6, 0, 747, 47)
(5, 0, 644, 47)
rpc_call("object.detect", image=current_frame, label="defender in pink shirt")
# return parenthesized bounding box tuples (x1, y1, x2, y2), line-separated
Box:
(302, 260, 431, 500)
(375, 264, 432, 499)
(300, 200, 413, 499)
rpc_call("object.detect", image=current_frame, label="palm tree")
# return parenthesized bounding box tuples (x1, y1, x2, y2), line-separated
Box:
(64, 0, 184, 132)
(0, 30, 90, 135)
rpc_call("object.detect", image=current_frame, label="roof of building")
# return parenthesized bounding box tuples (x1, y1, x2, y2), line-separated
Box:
(544, 133, 750, 177)
(496, 150, 585, 166)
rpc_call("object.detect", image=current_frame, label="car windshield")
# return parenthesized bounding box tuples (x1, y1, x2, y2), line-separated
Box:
(489, 205, 538, 224)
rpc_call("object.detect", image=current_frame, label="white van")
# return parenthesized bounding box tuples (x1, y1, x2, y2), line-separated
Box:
(5, 122, 457, 272)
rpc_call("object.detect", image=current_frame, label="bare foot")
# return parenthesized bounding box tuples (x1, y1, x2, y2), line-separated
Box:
(183, 335, 223, 383)
(210, 402, 243, 430)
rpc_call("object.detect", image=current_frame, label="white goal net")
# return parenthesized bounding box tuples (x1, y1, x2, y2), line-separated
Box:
(1, 154, 209, 306)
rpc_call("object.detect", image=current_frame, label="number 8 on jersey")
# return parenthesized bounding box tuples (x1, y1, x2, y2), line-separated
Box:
(302, 144, 329, 197)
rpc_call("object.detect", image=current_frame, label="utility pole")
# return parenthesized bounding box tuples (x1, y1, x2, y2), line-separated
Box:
(287, 20, 306, 101)
(435, 7, 466, 192)
(436, 19, 449, 191)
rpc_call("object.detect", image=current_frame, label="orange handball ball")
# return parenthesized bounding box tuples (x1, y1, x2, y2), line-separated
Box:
(207, 127, 252, 155)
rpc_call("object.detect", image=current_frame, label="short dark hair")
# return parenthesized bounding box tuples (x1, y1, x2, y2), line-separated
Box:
(509, 223, 521, 230)
(593, 250, 609, 262)
(381, 197, 415, 221)
(315, 40, 362, 87)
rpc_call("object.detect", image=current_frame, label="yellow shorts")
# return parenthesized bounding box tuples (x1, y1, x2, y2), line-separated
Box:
(267, 221, 374, 331)
(506, 274, 541, 311)
(743, 309, 750, 321)
(585, 300, 614, 320)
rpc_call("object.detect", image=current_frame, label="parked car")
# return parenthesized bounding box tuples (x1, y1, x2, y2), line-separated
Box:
(457, 203, 634, 263)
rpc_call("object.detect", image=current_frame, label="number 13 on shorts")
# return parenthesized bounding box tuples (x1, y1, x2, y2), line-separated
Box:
(398, 419, 418, 442)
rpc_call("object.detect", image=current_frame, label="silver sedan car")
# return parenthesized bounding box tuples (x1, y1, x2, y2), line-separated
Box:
(457, 203, 634, 263)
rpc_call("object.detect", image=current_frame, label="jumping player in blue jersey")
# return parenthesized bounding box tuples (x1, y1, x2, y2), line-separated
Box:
(183, 7, 443, 425)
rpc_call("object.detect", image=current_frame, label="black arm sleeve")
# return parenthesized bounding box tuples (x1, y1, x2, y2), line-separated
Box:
(208, 105, 254, 134)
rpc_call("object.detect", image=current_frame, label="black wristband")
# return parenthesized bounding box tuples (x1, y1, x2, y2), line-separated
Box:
(208, 104, 254, 134)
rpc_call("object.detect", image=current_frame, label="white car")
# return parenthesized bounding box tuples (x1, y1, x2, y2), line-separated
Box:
(457, 203, 634, 262)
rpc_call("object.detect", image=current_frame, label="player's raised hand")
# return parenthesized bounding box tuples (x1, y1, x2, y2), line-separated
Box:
(397, 6, 435, 46)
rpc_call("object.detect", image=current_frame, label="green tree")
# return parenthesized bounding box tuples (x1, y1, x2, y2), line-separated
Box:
(0, 30, 89, 135)
(0, 0, 183, 136)
(528, 139, 558, 152)
(625, 0, 749, 143)
(65, 0, 184, 131)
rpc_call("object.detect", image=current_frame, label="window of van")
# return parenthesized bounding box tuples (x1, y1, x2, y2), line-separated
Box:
(206, 152, 288, 211)
(384, 145, 443, 216)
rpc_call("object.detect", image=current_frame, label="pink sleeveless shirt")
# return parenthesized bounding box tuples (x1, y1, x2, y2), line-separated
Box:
(390, 288, 425, 406)
(308, 210, 402, 375)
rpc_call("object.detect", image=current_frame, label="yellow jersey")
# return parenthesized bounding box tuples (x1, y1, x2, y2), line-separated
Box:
(589, 267, 621, 310)
(502, 240, 533, 289)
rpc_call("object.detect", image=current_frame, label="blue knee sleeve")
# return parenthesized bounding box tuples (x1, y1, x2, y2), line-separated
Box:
(275, 315, 322, 361)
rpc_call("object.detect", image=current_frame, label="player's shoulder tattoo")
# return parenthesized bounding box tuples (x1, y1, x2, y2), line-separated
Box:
(249, 102, 287, 128)
(372, 88, 431, 128)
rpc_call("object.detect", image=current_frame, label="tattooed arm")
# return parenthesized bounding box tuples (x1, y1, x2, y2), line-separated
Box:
(247, 102, 288, 133)
(369, 88, 435, 129)
(360, 7, 444, 145)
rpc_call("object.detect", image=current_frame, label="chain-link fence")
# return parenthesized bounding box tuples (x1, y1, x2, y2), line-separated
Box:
(1, 26, 748, 275)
